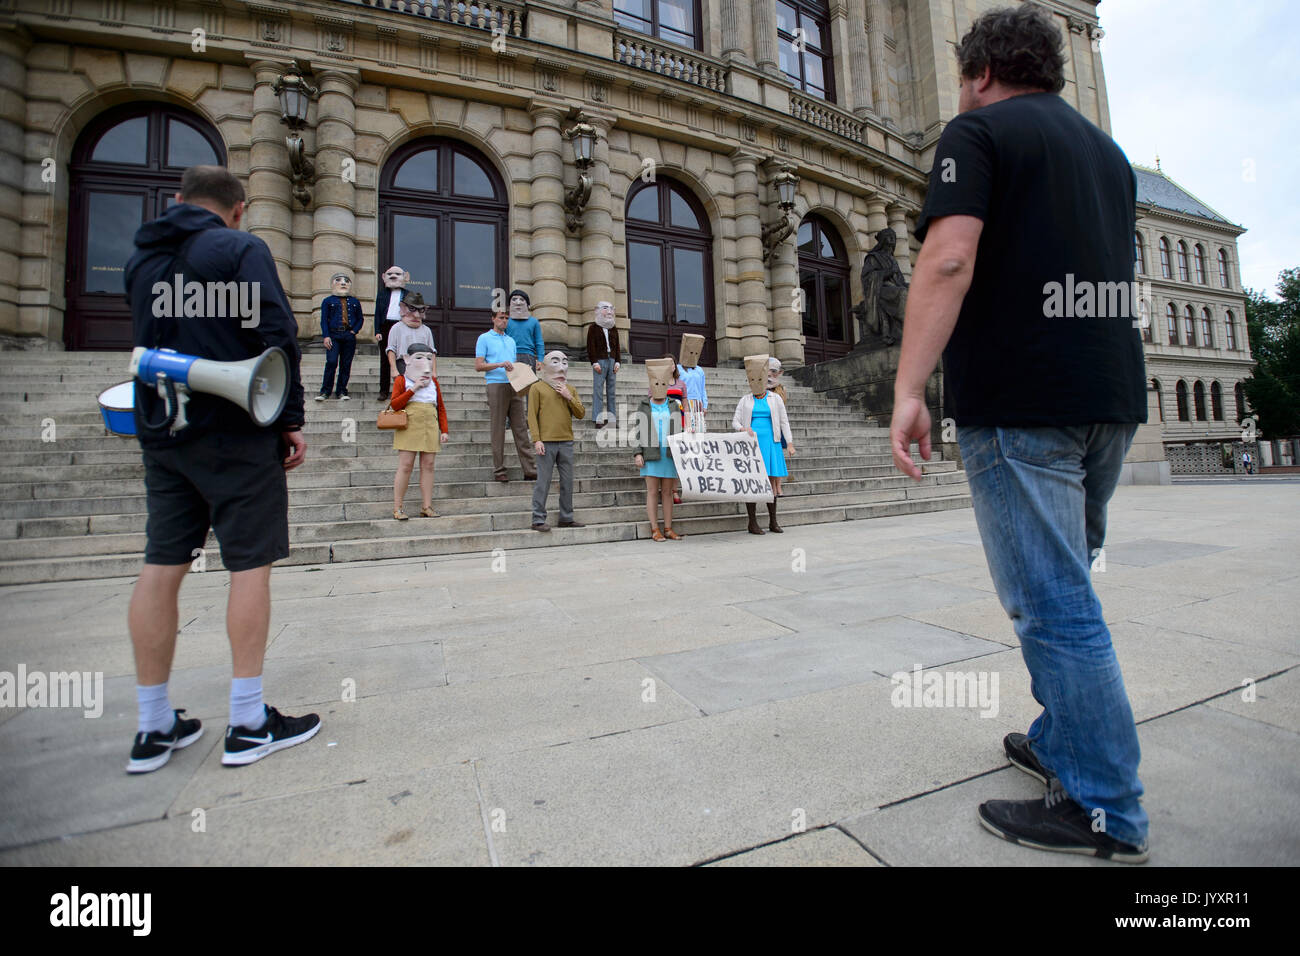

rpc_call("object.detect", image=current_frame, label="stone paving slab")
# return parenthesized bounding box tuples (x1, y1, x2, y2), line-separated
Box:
(705, 827, 880, 867)
(738, 578, 989, 630)
(1206, 667, 1300, 733)
(1103, 538, 1233, 567)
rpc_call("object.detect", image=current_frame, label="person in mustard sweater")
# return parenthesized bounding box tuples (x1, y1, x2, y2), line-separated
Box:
(389, 344, 449, 520)
(527, 350, 586, 532)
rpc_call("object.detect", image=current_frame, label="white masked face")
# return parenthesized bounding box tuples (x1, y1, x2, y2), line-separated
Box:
(383, 267, 406, 290)
(404, 350, 434, 381)
(509, 295, 529, 319)
(767, 359, 782, 388)
(540, 350, 568, 387)
(594, 301, 615, 329)
(331, 274, 352, 297)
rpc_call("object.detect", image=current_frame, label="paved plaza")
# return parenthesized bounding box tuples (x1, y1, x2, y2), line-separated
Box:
(1, 481, 1297, 866)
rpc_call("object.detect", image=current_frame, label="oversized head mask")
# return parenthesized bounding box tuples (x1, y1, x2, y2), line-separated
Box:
(767, 357, 782, 389)
(382, 266, 408, 290)
(646, 358, 675, 402)
(679, 333, 704, 369)
(331, 273, 353, 297)
(508, 290, 530, 319)
(744, 354, 770, 397)
(405, 345, 434, 383)
(594, 301, 615, 330)
(540, 350, 569, 388)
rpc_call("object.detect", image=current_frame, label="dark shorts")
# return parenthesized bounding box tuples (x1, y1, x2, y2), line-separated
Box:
(142, 430, 290, 572)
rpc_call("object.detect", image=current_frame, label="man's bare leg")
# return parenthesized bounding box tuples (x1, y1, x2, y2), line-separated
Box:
(228, 565, 271, 679)
(129, 562, 190, 685)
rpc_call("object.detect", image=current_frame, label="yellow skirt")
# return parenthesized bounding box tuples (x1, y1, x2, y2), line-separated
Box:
(392, 401, 441, 453)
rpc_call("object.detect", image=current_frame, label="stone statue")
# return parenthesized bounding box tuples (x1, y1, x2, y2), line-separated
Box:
(852, 227, 909, 347)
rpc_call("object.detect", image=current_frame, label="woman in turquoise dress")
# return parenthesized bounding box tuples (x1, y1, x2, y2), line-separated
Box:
(751, 389, 788, 498)
(633, 373, 685, 541)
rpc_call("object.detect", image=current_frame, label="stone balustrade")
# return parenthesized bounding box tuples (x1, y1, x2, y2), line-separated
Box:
(612, 30, 728, 92)
(789, 91, 864, 144)
(354, 0, 527, 37)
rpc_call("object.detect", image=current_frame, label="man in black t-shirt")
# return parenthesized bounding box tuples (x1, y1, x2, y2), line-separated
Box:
(890, 6, 1149, 862)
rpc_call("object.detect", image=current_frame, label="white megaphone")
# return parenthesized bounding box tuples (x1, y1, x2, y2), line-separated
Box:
(129, 346, 290, 434)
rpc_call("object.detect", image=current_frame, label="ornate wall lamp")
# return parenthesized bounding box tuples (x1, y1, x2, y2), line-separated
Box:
(563, 120, 597, 232)
(273, 65, 318, 209)
(761, 165, 800, 262)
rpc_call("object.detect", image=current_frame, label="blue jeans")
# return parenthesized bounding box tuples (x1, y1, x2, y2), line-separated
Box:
(957, 423, 1148, 846)
(321, 334, 356, 396)
(592, 358, 617, 424)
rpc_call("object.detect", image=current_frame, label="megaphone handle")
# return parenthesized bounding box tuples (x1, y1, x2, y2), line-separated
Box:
(171, 389, 190, 433)
(139, 373, 179, 434)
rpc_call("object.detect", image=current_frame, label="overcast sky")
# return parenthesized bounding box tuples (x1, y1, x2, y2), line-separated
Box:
(1098, 0, 1297, 299)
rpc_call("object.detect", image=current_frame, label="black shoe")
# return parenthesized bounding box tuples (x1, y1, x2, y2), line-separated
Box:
(532, 523, 551, 532)
(558, 520, 585, 528)
(222, 705, 321, 766)
(314, 393, 327, 402)
(1004, 732, 1054, 784)
(978, 780, 1149, 863)
(126, 709, 203, 774)
(337, 393, 351, 402)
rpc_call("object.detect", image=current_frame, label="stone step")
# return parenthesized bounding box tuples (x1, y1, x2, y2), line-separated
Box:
(0, 493, 972, 586)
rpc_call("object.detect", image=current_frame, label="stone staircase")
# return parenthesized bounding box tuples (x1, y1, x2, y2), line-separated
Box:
(0, 351, 969, 584)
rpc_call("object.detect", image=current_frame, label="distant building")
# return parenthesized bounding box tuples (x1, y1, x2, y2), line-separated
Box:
(1132, 163, 1255, 474)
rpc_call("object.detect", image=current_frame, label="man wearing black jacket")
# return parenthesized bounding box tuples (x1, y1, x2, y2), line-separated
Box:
(122, 165, 320, 774)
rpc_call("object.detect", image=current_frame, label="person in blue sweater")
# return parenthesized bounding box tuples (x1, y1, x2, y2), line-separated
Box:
(506, 289, 544, 371)
(318, 272, 364, 401)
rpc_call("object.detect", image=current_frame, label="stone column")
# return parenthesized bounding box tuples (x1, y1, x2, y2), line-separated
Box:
(309, 66, 359, 338)
(579, 109, 617, 346)
(887, 203, 911, 278)
(847, 0, 874, 117)
(528, 99, 569, 349)
(866, 0, 892, 124)
(721, 0, 752, 64)
(753, 0, 779, 76)
(0, 26, 29, 338)
(865, 195, 888, 234)
(731, 149, 770, 361)
(245, 58, 296, 294)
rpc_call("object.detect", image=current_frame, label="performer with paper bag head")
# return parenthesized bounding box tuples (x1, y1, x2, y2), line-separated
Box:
(527, 351, 586, 531)
(586, 301, 621, 427)
(318, 272, 364, 401)
(633, 359, 686, 541)
(677, 333, 709, 434)
(389, 343, 450, 520)
(374, 265, 409, 400)
(733, 354, 795, 534)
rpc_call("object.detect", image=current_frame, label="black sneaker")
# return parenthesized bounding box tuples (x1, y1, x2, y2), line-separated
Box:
(978, 780, 1149, 863)
(1004, 732, 1054, 784)
(126, 709, 203, 774)
(222, 705, 321, 766)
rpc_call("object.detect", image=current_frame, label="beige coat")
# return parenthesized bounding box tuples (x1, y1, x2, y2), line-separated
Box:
(731, 392, 794, 449)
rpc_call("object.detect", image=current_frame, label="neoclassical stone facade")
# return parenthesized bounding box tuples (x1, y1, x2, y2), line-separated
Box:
(1, 0, 1112, 365)
(1132, 164, 1254, 457)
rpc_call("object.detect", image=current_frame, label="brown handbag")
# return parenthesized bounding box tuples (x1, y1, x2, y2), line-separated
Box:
(377, 406, 408, 429)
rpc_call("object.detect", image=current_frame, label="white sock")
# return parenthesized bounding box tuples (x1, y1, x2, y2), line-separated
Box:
(229, 676, 265, 730)
(136, 682, 173, 734)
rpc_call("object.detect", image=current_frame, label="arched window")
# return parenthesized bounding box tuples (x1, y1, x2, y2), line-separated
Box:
(1176, 380, 1190, 421)
(777, 1, 835, 100)
(1193, 381, 1207, 421)
(1152, 378, 1164, 422)
(1176, 241, 1190, 281)
(1159, 237, 1172, 278)
(624, 177, 715, 363)
(1235, 383, 1247, 422)
(1194, 244, 1207, 284)
(797, 214, 851, 362)
(65, 103, 225, 349)
(1211, 382, 1224, 421)
(1201, 307, 1214, 348)
(1225, 310, 1237, 350)
(1218, 248, 1231, 288)
(1140, 299, 1152, 343)
(1183, 304, 1196, 346)
(1166, 303, 1178, 345)
(614, 0, 702, 49)
(1134, 233, 1146, 274)
(379, 138, 508, 354)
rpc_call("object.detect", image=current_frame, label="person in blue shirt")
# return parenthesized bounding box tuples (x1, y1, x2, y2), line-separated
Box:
(476, 309, 537, 482)
(506, 289, 545, 371)
(318, 272, 364, 401)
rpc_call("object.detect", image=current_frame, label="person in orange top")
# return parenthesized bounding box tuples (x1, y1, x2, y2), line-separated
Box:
(390, 343, 450, 520)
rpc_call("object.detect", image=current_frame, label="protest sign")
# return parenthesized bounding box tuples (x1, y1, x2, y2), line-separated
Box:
(667, 432, 773, 503)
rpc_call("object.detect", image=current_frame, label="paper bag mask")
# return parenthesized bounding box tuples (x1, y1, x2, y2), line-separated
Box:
(646, 358, 675, 402)
(744, 354, 770, 398)
(678, 333, 704, 369)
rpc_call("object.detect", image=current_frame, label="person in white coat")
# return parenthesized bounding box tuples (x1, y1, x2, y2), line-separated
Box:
(733, 354, 795, 533)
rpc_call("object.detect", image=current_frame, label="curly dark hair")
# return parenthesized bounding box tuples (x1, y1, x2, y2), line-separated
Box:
(956, 4, 1065, 93)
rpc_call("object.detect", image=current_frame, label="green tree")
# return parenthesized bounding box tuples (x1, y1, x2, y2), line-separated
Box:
(1243, 267, 1300, 437)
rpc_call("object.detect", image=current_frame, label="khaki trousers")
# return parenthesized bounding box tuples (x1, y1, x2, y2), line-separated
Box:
(486, 382, 536, 478)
